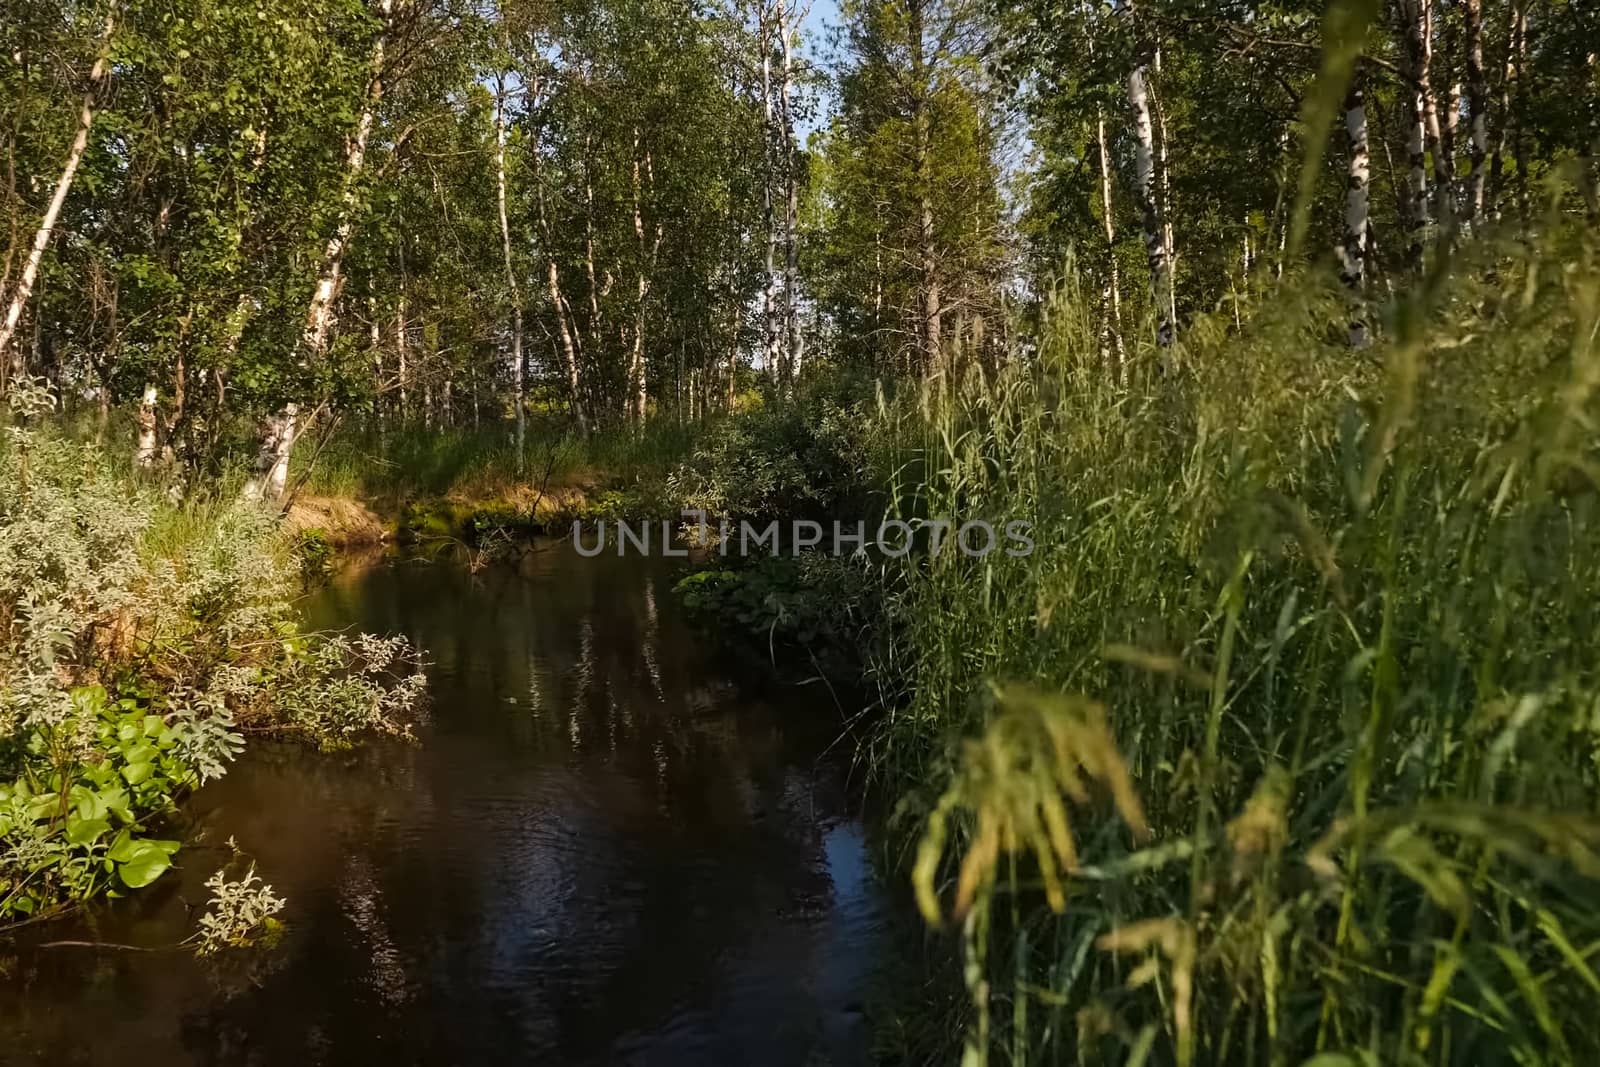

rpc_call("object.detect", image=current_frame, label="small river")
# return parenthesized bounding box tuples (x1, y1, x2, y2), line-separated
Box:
(0, 544, 885, 1065)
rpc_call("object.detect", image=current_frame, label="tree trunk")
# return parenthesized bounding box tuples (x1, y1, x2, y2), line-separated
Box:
(1151, 50, 1177, 344)
(1419, 0, 1454, 226)
(908, 0, 942, 373)
(1396, 0, 1433, 264)
(135, 383, 159, 469)
(1464, 0, 1489, 223)
(1096, 109, 1124, 381)
(758, 5, 784, 382)
(494, 74, 526, 468)
(395, 294, 408, 420)
(0, 8, 118, 363)
(776, 0, 803, 383)
(628, 130, 661, 427)
(529, 82, 590, 436)
(1127, 62, 1170, 348)
(243, 405, 298, 503)
(1488, 0, 1524, 218)
(1339, 78, 1372, 347)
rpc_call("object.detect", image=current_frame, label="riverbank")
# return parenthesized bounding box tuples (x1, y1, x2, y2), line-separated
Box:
(0, 404, 427, 932)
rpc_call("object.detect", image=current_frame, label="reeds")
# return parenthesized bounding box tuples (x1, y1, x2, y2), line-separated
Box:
(877, 226, 1600, 1064)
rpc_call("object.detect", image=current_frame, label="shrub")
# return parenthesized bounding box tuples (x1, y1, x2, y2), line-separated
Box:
(1, 384, 426, 924)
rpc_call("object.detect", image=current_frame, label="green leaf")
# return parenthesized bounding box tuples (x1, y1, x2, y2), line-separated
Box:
(65, 817, 111, 847)
(116, 841, 176, 888)
(122, 761, 155, 785)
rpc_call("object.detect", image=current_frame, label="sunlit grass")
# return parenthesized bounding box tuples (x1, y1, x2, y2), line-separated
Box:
(876, 226, 1600, 1064)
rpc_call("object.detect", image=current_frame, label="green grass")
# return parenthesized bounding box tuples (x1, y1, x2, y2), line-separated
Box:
(293, 417, 699, 503)
(870, 228, 1600, 1065)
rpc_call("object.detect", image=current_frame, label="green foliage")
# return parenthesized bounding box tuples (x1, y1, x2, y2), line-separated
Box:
(882, 229, 1600, 1065)
(0, 398, 425, 923)
(669, 374, 885, 521)
(190, 844, 286, 956)
(674, 553, 884, 682)
(295, 528, 334, 580)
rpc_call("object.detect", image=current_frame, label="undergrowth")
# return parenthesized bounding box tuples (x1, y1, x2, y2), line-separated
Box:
(879, 227, 1600, 1065)
(0, 383, 426, 926)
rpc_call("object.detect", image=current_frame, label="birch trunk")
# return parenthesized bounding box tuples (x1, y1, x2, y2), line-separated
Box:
(396, 294, 408, 420)
(1151, 50, 1177, 344)
(1127, 63, 1171, 348)
(776, 0, 803, 382)
(628, 131, 662, 427)
(494, 74, 526, 467)
(1464, 0, 1489, 223)
(529, 84, 589, 436)
(245, 0, 390, 502)
(759, 5, 783, 381)
(908, 0, 942, 372)
(1420, 0, 1453, 226)
(134, 383, 159, 469)
(1338, 79, 1372, 347)
(1488, 0, 1524, 217)
(0, 8, 118, 362)
(1397, 0, 1433, 264)
(1095, 109, 1124, 381)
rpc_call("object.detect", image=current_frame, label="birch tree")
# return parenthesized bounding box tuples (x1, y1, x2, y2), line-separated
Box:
(0, 6, 118, 365)
(244, 0, 392, 503)
(493, 72, 526, 464)
(1338, 77, 1372, 347)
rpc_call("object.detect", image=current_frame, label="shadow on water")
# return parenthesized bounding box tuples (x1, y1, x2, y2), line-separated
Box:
(0, 542, 885, 1066)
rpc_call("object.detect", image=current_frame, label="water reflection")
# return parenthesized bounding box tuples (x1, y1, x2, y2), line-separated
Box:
(0, 543, 883, 1066)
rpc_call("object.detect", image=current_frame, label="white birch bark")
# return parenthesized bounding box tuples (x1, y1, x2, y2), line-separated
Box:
(628, 130, 662, 426)
(494, 74, 526, 466)
(1127, 63, 1171, 348)
(0, 8, 118, 362)
(776, 0, 803, 382)
(1338, 80, 1372, 347)
(758, 4, 783, 381)
(1096, 109, 1124, 381)
(1464, 0, 1489, 223)
(135, 383, 159, 468)
(529, 75, 589, 436)
(908, 0, 941, 371)
(1396, 0, 1433, 263)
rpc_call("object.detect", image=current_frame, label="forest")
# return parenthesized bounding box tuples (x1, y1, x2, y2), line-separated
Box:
(3, 0, 1600, 1062)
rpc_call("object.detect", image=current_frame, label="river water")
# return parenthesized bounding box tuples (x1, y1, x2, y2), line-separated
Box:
(0, 545, 885, 1065)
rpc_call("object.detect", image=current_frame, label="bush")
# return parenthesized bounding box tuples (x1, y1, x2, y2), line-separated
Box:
(674, 553, 885, 682)
(669, 371, 887, 522)
(0, 384, 426, 924)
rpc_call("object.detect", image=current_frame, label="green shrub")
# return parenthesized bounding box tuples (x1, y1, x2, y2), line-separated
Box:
(669, 372, 887, 522)
(674, 553, 885, 682)
(1, 387, 426, 924)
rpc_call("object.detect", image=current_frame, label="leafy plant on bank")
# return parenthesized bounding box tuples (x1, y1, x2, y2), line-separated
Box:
(1, 383, 427, 925)
(674, 553, 886, 683)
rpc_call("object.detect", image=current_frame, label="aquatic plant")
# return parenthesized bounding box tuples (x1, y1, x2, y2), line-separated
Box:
(191, 845, 287, 956)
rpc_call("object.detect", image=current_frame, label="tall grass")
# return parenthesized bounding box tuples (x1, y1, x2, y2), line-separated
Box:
(295, 417, 699, 502)
(875, 227, 1600, 1065)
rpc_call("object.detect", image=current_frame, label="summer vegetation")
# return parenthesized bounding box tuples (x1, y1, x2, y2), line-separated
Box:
(4, 0, 1600, 1060)
(0, 382, 425, 931)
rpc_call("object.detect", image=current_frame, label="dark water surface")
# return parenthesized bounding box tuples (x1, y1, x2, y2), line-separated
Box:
(0, 545, 884, 1066)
